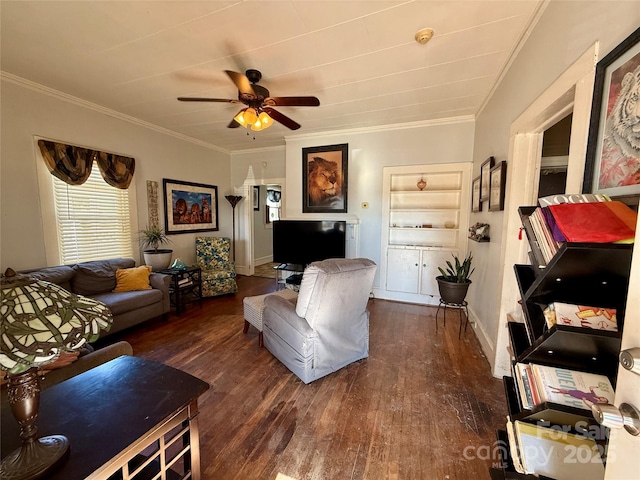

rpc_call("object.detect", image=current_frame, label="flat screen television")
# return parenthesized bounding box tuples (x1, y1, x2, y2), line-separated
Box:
(273, 220, 346, 266)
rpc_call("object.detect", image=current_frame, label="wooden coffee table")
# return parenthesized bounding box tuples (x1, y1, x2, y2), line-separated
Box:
(1, 356, 209, 480)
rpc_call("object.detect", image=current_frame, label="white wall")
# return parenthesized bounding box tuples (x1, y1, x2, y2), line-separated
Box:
(0, 79, 231, 270)
(470, 1, 640, 372)
(284, 119, 476, 289)
(229, 146, 286, 272)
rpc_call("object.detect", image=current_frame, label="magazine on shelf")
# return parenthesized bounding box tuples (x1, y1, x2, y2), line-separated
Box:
(538, 193, 610, 207)
(505, 416, 525, 474)
(547, 201, 637, 244)
(510, 420, 605, 479)
(529, 364, 614, 409)
(543, 302, 618, 332)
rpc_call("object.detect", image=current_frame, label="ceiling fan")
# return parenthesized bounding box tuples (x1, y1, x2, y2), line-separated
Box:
(177, 69, 320, 131)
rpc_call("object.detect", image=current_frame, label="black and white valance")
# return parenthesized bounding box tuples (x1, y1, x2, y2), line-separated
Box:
(37, 139, 135, 189)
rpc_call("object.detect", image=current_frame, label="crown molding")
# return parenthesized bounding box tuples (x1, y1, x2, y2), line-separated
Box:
(284, 115, 475, 142)
(1, 71, 230, 155)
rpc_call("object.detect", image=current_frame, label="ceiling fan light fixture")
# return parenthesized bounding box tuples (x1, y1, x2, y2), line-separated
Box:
(244, 108, 258, 125)
(258, 111, 272, 128)
(234, 110, 248, 127)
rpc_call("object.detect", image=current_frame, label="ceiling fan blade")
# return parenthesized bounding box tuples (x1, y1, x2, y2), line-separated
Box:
(227, 119, 242, 128)
(263, 107, 301, 130)
(225, 70, 255, 96)
(177, 97, 240, 103)
(264, 96, 320, 107)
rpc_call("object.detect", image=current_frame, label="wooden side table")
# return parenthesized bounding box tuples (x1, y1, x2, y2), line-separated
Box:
(157, 266, 203, 315)
(1, 356, 209, 480)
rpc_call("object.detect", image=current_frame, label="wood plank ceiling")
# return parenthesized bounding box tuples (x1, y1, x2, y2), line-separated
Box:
(0, 1, 542, 152)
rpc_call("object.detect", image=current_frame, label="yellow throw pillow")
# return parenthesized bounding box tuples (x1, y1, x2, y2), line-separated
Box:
(113, 266, 152, 292)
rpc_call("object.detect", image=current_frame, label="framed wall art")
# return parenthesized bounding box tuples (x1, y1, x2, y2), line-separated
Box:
(163, 179, 218, 234)
(480, 156, 495, 202)
(488, 161, 507, 212)
(253, 186, 260, 211)
(302, 143, 348, 213)
(471, 176, 482, 212)
(583, 26, 640, 204)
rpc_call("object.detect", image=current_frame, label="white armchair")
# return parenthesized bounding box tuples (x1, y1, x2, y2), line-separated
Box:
(263, 258, 377, 384)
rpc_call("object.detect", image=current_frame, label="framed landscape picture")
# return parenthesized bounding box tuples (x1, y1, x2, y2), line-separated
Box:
(302, 143, 348, 213)
(163, 179, 218, 234)
(488, 161, 507, 211)
(471, 176, 482, 212)
(480, 156, 495, 202)
(583, 26, 640, 203)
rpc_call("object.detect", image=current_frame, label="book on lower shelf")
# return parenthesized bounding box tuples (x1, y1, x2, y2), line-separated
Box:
(177, 278, 193, 287)
(513, 363, 615, 411)
(530, 364, 614, 408)
(506, 418, 605, 480)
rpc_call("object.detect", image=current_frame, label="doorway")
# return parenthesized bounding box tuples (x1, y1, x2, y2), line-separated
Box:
(492, 45, 598, 377)
(252, 184, 282, 276)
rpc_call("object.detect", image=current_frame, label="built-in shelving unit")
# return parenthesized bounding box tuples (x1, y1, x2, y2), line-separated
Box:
(378, 163, 471, 305)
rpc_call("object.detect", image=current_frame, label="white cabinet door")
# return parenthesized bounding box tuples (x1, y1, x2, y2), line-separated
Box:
(386, 248, 420, 293)
(420, 250, 456, 297)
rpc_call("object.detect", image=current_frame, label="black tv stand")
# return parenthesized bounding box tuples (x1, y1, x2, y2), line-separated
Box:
(274, 263, 304, 290)
(286, 273, 303, 285)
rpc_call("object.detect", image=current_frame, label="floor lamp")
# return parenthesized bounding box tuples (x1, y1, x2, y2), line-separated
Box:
(224, 195, 243, 262)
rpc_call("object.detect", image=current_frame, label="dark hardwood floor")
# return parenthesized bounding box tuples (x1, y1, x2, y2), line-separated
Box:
(112, 275, 506, 480)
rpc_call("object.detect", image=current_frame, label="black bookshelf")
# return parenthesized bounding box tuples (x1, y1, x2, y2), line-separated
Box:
(491, 205, 633, 480)
(503, 376, 599, 431)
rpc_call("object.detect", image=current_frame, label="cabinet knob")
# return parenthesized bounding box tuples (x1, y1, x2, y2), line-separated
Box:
(620, 347, 640, 376)
(415, 263, 419, 267)
(591, 402, 640, 436)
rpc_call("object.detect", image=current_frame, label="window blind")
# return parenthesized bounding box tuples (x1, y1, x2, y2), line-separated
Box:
(53, 163, 133, 264)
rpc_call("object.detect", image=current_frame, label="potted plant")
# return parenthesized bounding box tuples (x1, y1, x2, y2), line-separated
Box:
(436, 252, 474, 304)
(140, 225, 173, 270)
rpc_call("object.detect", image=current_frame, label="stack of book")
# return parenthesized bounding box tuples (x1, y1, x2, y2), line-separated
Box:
(178, 277, 193, 288)
(523, 194, 637, 266)
(506, 418, 605, 479)
(513, 363, 614, 411)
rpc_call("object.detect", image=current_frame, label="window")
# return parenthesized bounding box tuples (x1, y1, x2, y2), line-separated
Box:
(51, 163, 134, 264)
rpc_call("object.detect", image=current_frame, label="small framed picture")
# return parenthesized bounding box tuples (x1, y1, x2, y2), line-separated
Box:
(480, 156, 495, 202)
(253, 186, 260, 211)
(471, 176, 482, 212)
(488, 161, 507, 211)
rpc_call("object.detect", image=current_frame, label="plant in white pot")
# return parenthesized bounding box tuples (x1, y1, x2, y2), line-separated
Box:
(140, 225, 173, 270)
(436, 253, 474, 305)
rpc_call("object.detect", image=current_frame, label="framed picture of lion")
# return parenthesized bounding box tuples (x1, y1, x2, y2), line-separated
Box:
(163, 178, 218, 234)
(302, 143, 348, 213)
(583, 26, 640, 204)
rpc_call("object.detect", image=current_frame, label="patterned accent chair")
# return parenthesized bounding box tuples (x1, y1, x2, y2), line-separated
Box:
(195, 236, 237, 297)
